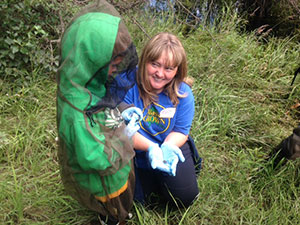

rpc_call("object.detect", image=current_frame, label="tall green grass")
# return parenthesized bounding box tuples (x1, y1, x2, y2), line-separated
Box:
(1, 4, 299, 225)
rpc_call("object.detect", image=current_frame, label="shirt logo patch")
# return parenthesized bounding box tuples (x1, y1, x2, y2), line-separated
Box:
(140, 103, 171, 136)
(144, 106, 165, 128)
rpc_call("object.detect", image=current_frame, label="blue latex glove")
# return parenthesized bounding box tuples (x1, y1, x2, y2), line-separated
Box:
(161, 142, 185, 176)
(122, 107, 143, 125)
(124, 113, 140, 138)
(147, 143, 170, 173)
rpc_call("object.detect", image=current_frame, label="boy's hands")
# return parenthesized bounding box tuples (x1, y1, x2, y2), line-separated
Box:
(122, 107, 143, 138)
(123, 113, 140, 138)
(122, 107, 143, 124)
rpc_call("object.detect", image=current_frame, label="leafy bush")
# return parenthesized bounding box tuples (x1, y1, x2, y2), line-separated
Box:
(0, 0, 79, 84)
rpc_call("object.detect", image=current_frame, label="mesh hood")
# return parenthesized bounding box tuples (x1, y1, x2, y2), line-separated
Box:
(57, 0, 138, 112)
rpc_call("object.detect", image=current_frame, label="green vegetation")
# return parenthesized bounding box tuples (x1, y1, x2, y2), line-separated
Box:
(1, 1, 299, 224)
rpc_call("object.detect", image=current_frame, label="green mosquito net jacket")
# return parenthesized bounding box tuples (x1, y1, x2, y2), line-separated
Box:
(56, 0, 138, 220)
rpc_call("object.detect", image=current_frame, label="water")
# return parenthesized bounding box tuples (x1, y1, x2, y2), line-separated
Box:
(143, 0, 222, 27)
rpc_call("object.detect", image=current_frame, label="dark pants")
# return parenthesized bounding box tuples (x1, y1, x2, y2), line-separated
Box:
(134, 139, 200, 208)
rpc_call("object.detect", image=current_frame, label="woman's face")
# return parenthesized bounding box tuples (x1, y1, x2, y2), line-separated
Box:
(146, 51, 178, 94)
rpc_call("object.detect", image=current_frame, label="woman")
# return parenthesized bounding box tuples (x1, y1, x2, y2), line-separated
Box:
(123, 32, 200, 208)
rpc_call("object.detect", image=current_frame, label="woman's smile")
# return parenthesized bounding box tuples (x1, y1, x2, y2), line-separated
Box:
(146, 51, 178, 94)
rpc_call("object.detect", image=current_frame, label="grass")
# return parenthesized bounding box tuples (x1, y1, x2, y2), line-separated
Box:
(1, 4, 300, 225)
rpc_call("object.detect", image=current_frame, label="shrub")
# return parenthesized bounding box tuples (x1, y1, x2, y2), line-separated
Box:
(0, 0, 79, 84)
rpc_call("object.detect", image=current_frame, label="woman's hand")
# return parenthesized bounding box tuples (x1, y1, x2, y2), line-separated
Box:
(161, 142, 185, 176)
(148, 143, 170, 173)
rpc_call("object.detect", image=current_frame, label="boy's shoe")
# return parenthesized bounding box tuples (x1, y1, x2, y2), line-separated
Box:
(98, 213, 132, 225)
(98, 214, 119, 225)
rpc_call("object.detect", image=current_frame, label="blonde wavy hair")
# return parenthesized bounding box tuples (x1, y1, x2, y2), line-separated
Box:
(136, 32, 193, 107)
